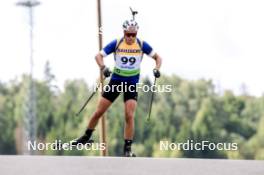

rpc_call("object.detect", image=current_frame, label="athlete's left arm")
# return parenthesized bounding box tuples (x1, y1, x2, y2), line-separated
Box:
(152, 53, 162, 70)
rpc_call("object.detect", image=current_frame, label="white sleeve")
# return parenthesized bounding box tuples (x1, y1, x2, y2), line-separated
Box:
(148, 50, 156, 57)
(100, 50, 107, 57)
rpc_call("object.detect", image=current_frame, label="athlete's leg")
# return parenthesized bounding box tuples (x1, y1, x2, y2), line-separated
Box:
(123, 98, 137, 157)
(124, 99, 137, 139)
(88, 80, 120, 129)
(73, 79, 120, 144)
(72, 97, 112, 145)
(122, 82, 138, 156)
(87, 79, 120, 130)
(87, 97, 112, 129)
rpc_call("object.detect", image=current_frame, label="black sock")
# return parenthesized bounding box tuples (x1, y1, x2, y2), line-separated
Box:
(84, 128, 94, 140)
(124, 139, 133, 152)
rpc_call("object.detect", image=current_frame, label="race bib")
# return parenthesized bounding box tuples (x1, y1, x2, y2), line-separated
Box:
(115, 54, 142, 70)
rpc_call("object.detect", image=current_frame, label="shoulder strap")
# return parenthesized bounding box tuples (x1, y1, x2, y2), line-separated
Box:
(115, 38, 124, 52)
(114, 38, 124, 60)
(136, 38, 143, 50)
(136, 38, 144, 58)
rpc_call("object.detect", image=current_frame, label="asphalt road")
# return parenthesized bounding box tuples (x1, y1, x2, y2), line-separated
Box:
(0, 156, 263, 175)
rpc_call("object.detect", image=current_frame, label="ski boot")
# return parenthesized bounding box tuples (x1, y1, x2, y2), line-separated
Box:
(124, 150, 136, 157)
(71, 134, 94, 146)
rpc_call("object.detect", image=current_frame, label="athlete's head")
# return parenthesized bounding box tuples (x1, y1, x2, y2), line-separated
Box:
(123, 19, 138, 45)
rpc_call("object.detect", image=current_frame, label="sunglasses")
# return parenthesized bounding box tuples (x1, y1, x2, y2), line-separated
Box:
(125, 33, 137, 37)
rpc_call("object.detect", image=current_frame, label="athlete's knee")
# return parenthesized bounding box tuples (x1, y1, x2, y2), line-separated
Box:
(93, 109, 104, 119)
(92, 99, 110, 119)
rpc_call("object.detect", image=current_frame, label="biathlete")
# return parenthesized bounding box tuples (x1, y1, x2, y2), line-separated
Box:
(73, 19, 162, 157)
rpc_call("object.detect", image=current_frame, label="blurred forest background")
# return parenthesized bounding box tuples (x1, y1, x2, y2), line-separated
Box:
(0, 61, 264, 159)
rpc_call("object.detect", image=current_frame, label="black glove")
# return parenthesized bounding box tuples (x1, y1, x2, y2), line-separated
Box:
(101, 66, 111, 78)
(153, 69, 161, 78)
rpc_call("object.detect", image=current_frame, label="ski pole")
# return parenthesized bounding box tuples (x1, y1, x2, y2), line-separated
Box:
(75, 77, 105, 116)
(75, 89, 98, 116)
(146, 77, 157, 122)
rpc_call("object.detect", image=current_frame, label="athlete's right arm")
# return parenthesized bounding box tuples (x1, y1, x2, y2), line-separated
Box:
(95, 53, 105, 69)
(95, 39, 117, 69)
